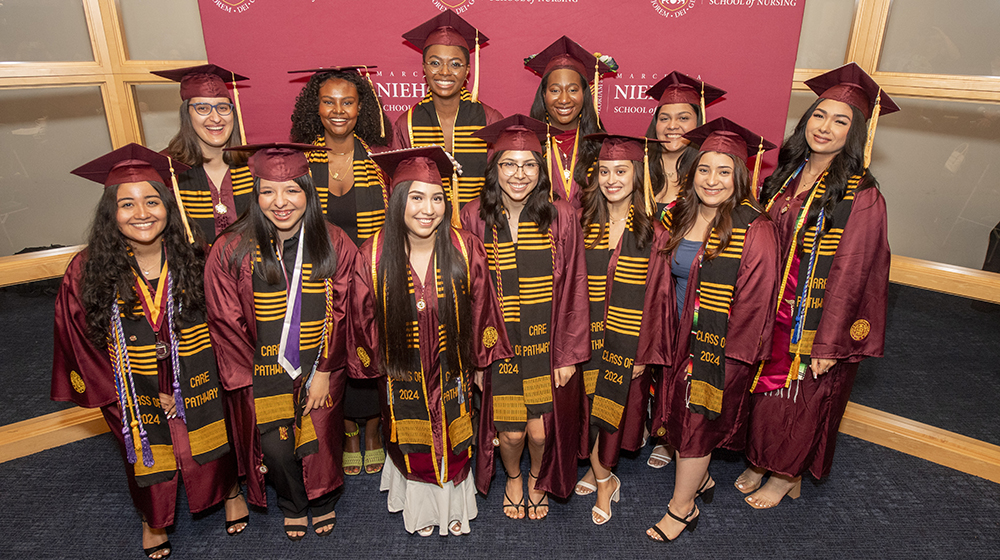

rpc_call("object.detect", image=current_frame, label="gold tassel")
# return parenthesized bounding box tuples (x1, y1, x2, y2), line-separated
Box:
(231, 73, 247, 145)
(471, 31, 481, 103)
(546, 128, 555, 202)
(786, 353, 801, 388)
(863, 88, 883, 169)
(131, 420, 144, 459)
(168, 156, 195, 244)
(592, 53, 602, 128)
(700, 82, 706, 123)
(643, 140, 654, 217)
(450, 169, 462, 228)
(363, 66, 386, 139)
(751, 136, 764, 200)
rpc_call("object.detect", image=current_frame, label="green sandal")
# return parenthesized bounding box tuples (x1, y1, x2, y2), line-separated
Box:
(343, 429, 362, 476)
(363, 447, 385, 474)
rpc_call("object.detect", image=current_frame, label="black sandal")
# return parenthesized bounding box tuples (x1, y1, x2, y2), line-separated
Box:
(143, 540, 171, 559)
(525, 471, 549, 520)
(225, 486, 250, 536)
(313, 515, 337, 537)
(284, 524, 307, 542)
(695, 475, 716, 504)
(502, 470, 525, 519)
(645, 505, 699, 543)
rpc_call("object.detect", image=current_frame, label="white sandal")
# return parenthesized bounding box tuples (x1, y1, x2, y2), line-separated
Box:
(646, 445, 674, 469)
(416, 526, 434, 537)
(591, 473, 621, 525)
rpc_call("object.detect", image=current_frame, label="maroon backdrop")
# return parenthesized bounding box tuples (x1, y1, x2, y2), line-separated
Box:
(197, 0, 805, 171)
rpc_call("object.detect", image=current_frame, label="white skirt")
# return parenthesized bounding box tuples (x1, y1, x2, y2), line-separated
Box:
(380, 457, 478, 536)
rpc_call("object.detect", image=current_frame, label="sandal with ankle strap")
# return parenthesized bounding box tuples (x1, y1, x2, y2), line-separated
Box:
(646, 504, 699, 543)
(695, 474, 716, 504)
(591, 473, 621, 526)
(525, 472, 549, 520)
(342, 428, 362, 476)
(225, 486, 249, 536)
(502, 470, 525, 519)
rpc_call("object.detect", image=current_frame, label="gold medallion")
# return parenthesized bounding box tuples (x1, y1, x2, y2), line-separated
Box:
(482, 326, 498, 349)
(70, 371, 86, 394)
(356, 347, 371, 368)
(850, 319, 871, 341)
(215, 202, 228, 214)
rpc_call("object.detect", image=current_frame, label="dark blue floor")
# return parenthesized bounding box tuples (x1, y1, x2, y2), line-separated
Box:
(1, 433, 998, 559)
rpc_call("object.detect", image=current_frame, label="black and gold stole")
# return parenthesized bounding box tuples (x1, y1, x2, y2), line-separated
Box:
(485, 214, 555, 432)
(108, 268, 228, 487)
(176, 164, 253, 241)
(668, 201, 760, 420)
(251, 236, 334, 460)
(583, 205, 651, 432)
(371, 229, 474, 485)
(758, 172, 861, 388)
(309, 134, 388, 240)
(407, 89, 488, 206)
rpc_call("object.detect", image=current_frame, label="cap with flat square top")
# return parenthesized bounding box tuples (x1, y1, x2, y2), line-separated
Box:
(71, 143, 190, 188)
(225, 143, 328, 183)
(472, 114, 549, 154)
(151, 64, 248, 101)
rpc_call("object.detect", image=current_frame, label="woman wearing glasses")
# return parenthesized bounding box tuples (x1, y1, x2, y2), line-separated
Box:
(155, 65, 253, 245)
(460, 115, 590, 521)
(390, 10, 502, 208)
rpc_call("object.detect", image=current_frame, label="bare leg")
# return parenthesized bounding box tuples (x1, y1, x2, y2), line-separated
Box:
(525, 418, 548, 520)
(498, 430, 526, 519)
(589, 439, 619, 524)
(343, 420, 360, 475)
(746, 472, 802, 508)
(141, 521, 170, 559)
(363, 417, 381, 451)
(224, 483, 249, 534)
(646, 454, 710, 541)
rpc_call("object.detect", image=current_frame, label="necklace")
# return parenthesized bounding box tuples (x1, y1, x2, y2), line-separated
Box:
(329, 153, 352, 181)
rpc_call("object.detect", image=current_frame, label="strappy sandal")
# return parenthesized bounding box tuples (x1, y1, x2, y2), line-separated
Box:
(645, 504, 699, 543)
(591, 473, 621, 526)
(574, 467, 596, 496)
(646, 444, 674, 469)
(448, 520, 463, 536)
(695, 474, 716, 504)
(224, 485, 249, 535)
(417, 526, 435, 537)
(363, 446, 385, 475)
(143, 541, 171, 559)
(502, 470, 525, 519)
(313, 514, 337, 537)
(525, 471, 549, 520)
(342, 428, 362, 476)
(284, 522, 307, 541)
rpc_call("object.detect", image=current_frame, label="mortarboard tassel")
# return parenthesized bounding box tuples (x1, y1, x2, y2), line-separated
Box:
(592, 53, 602, 128)
(471, 31, 481, 103)
(863, 88, 883, 169)
(363, 66, 386, 139)
(546, 126, 555, 202)
(751, 137, 765, 200)
(700, 82, 707, 124)
(231, 73, 247, 145)
(643, 140, 654, 217)
(168, 156, 195, 244)
(450, 169, 462, 229)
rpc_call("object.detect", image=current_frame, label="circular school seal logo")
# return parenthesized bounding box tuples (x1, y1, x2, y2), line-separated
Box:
(211, 0, 257, 14)
(850, 319, 871, 341)
(652, 0, 696, 18)
(482, 326, 499, 349)
(432, 0, 475, 13)
(70, 371, 86, 393)
(356, 347, 371, 368)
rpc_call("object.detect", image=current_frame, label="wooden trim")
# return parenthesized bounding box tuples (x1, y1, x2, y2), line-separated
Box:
(890, 255, 1000, 304)
(0, 407, 108, 463)
(0, 245, 84, 288)
(840, 402, 1000, 483)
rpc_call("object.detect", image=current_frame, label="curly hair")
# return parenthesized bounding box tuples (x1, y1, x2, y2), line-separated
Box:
(580, 160, 654, 251)
(529, 68, 605, 189)
(81, 181, 208, 348)
(644, 102, 702, 197)
(478, 150, 556, 234)
(166, 100, 248, 167)
(289, 71, 392, 147)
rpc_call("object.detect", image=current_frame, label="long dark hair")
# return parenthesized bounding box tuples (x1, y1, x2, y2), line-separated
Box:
(166, 100, 248, 167)
(760, 98, 875, 246)
(479, 150, 556, 233)
(224, 175, 337, 284)
(580, 160, 654, 250)
(81, 181, 207, 347)
(529, 68, 605, 189)
(375, 181, 471, 383)
(644, 102, 703, 196)
(661, 152, 763, 261)
(289, 71, 391, 147)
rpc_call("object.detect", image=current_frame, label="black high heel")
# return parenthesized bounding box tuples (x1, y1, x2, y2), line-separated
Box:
(645, 504, 699, 543)
(225, 486, 250, 536)
(695, 475, 716, 504)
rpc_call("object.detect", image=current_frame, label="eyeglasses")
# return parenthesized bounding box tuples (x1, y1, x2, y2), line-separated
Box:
(423, 59, 467, 73)
(498, 161, 540, 177)
(189, 102, 234, 116)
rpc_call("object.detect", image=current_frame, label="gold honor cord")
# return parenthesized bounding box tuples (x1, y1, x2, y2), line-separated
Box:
(232, 72, 247, 145)
(168, 156, 195, 244)
(551, 127, 580, 201)
(864, 88, 882, 169)
(471, 30, 481, 103)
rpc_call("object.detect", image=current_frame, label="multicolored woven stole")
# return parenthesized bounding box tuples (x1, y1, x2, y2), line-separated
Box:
(309, 134, 388, 241)
(582, 205, 651, 432)
(485, 215, 555, 432)
(406, 88, 488, 206)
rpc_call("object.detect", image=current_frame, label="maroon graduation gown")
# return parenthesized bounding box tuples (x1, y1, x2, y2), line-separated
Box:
(204, 222, 356, 508)
(460, 199, 592, 498)
(52, 251, 235, 528)
(651, 217, 780, 457)
(348, 228, 512, 486)
(747, 185, 890, 479)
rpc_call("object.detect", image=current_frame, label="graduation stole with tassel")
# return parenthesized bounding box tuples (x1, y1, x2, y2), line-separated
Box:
(308, 134, 388, 241)
(757, 170, 861, 388)
(669, 201, 759, 420)
(371, 229, 474, 484)
(582, 205, 650, 432)
(485, 215, 556, 432)
(250, 233, 335, 460)
(108, 259, 229, 487)
(406, 88, 488, 206)
(174, 164, 254, 240)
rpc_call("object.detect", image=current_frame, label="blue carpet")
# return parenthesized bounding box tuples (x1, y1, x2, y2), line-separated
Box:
(2, 433, 998, 559)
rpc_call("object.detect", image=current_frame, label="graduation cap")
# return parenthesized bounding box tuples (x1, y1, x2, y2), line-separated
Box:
(225, 143, 328, 182)
(683, 117, 777, 193)
(472, 114, 548, 154)
(525, 36, 614, 128)
(645, 71, 726, 121)
(288, 65, 386, 137)
(804, 62, 899, 168)
(585, 133, 669, 217)
(152, 64, 250, 145)
(371, 146, 461, 228)
(403, 9, 488, 102)
(72, 143, 195, 243)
